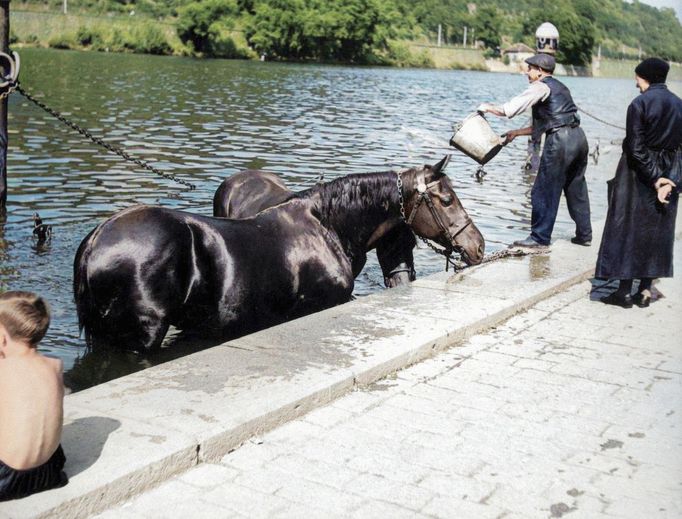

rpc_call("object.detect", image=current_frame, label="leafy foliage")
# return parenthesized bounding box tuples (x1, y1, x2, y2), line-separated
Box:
(20, 0, 682, 63)
(472, 6, 502, 50)
(245, 0, 399, 62)
(521, 4, 596, 66)
(176, 0, 239, 54)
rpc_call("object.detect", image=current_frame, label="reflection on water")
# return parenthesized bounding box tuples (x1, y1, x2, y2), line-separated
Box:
(1, 48, 664, 390)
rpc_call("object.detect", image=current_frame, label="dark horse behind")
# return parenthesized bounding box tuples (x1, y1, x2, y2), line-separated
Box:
(74, 156, 485, 352)
(213, 170, 418, 287)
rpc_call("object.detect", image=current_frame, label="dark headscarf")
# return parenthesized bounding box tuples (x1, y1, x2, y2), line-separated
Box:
(635, 58, 669, 84)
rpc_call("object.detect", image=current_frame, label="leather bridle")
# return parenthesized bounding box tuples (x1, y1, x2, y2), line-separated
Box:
(396, 170, 473, 257)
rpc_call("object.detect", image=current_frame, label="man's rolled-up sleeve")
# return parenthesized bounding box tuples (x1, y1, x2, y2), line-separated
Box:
(502, 82, 550, 119)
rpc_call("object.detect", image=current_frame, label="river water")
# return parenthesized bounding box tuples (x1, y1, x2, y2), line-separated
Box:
(2, 48, 669, 390)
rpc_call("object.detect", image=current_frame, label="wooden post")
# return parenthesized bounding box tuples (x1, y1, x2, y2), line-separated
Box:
(0, 0, 9, 213)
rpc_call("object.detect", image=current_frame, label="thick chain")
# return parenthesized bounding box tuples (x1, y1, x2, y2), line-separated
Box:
(396, 170, 459, 270)
(0, 82, 17, 101)
(448, 247, 547, 272)
(15, 83, 196, 191)
(576, 104, 626, 131)
(396, 170, 406, 220)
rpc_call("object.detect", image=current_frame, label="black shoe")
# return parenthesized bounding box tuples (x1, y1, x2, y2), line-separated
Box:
(632, 292, 651, 308)
(512, 236, 549, 248)
(571, 236, 591, 246)
(600, 292, 633, 308)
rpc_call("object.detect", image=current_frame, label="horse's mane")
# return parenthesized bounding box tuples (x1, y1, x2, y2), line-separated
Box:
(290, 170, 406, 263)
(298, 170, 402, 230)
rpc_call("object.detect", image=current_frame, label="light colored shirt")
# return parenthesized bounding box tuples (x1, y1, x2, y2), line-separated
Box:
(502, 80, 551, 119)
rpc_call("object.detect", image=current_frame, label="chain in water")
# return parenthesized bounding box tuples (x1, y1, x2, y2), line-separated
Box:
(14, 83, 196, 192)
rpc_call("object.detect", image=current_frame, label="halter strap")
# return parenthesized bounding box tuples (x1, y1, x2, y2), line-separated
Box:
(399, 173, 472, 252)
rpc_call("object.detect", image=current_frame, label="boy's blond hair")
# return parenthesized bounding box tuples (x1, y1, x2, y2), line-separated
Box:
(0, 291, 51, 346)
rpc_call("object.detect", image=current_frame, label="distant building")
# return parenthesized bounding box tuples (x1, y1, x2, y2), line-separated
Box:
(503, 43, 535, 64)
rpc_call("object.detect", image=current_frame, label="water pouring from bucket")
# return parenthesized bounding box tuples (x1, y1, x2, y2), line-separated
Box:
(449, 112, 506, 165)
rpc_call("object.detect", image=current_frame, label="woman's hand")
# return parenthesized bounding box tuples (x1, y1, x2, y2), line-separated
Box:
(655, 177, 676, 204)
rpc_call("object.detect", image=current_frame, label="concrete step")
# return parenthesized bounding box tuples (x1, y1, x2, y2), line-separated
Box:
(0, 225, 615, 519)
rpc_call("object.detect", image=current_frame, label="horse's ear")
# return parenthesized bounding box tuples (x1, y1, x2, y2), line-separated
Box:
(431, 155, 451, 176)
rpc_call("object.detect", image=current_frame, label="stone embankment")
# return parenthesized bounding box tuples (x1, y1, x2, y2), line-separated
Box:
(1, 148, 680, 518)
(100, 240, 682, 518)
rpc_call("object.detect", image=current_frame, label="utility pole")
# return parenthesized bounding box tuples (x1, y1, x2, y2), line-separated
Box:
(0, 0, 9, 213)
(437, 24, 442, 47)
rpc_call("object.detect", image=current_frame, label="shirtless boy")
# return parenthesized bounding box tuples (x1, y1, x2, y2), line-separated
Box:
(0, 291, 67, 501)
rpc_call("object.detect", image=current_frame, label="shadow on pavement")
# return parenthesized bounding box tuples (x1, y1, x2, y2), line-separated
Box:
(62, 417, 121, 478)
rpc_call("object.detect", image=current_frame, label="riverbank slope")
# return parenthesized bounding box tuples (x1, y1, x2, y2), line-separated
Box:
(9, 10, 682, 79)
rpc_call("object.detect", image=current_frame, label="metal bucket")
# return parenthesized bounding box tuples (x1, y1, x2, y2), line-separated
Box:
(449, 112, 503, 165)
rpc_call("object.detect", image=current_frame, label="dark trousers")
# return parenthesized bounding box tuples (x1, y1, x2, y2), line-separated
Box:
(530, 126, 592, 245)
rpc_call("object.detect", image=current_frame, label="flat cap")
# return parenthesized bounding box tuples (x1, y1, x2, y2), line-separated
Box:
(525, 53, 556, 72)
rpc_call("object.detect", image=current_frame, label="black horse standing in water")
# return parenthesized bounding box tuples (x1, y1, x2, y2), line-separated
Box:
(74, 157, 485, 352)
(213, 170, 418, 287)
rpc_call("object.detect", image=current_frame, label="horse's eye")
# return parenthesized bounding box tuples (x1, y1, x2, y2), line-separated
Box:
(441, 196, 453, 206)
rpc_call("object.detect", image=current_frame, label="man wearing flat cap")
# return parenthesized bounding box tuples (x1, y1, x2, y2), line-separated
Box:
(595, 57, 681, 308)
(478, 53, 592, 249)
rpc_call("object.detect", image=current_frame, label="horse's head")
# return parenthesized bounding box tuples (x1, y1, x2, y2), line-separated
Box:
(399, 155, 485, 265)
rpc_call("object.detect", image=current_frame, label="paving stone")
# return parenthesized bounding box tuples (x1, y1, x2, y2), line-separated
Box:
(351, 500, 424, 519)
(177, 463, 239, 489)
(233, 466, 291, 495)
(93, 507, 148, 519)
(417, 473, 497, 502)
(269, 453, 359, 489)
(421, 495, 508, 518)
(275, 477, 367, 513)
(342, 473, 435, 511)
(220, 441, 281, 471)
(84, 229, 681, 519)
(201, 483, 293, 518)
(302, 405, 356, 429)
(108, 480, 224, 518)
(602, 494, 681, 518)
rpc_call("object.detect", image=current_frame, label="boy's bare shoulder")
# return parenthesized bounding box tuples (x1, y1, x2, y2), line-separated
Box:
(43, 355, 63, 372)
(0, 354, 63, 379)
(0, 359, 9, 377)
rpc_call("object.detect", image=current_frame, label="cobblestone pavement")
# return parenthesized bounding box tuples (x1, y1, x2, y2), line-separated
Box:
(98, 264, 682, 518)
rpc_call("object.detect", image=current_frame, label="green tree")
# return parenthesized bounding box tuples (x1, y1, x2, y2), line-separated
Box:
(245, 0, 308, 58)
(176, 0, 239, 54)
(523, 5, 596, 66)
(246, 0, 398, 62)
(303, 0, 389, 61)
(471, 6, 502, 49)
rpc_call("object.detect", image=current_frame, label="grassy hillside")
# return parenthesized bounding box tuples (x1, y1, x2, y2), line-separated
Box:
(8, 0, 682, 66)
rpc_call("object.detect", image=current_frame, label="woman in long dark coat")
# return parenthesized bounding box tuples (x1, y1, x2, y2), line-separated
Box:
(596, 58, 682, 308)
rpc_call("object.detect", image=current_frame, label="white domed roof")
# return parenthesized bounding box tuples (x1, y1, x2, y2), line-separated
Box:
(536, 22, 559, 39)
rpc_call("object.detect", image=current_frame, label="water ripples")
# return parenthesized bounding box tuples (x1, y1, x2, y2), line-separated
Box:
(1, 48, 649, 390)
